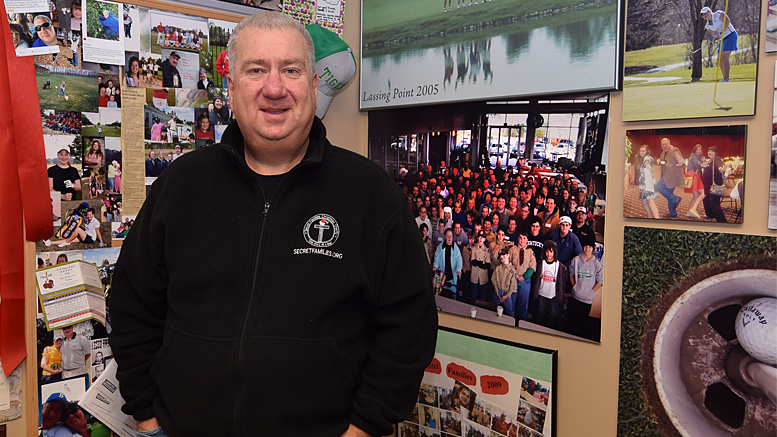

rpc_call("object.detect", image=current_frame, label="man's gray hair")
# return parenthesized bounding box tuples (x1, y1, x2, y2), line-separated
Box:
(227, 11, 316, 80)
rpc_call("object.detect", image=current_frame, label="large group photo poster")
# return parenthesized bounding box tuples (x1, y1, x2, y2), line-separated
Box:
(622, 0, 761, 121)
(397, 327, 557, 437)
(360, 0, 622, 110)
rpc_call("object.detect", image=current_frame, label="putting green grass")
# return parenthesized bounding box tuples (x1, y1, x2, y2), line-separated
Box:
(623, 80, 755, 121)
(625, 63, 757, 87)
(82, 126, 121, 137)
(37, 72, 98, 113)
(625, 43, 689, 68)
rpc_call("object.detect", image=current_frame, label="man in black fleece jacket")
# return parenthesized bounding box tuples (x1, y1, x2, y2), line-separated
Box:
(109, 11, 437, 437)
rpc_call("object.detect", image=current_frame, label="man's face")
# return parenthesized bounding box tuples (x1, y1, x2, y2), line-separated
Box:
(419, 208, 427, 219)
(99, 87, 107, 97)
(41, 402, 64, 429)
(412, 186, 419, 196)
(518, 234, 528, 248)
(149, 150, 156, 159)
(576, 211, 586, 224)
(454, 202, 462, 213)
(467, 199, 475, 210)
(500, 253, 510, 265)
(227, 27, 317, 153)
(444, 230, 453, 245)
(200, 71, 206, 80)
(559, 222, 571, 236)
(453, 223, 462, 236)
(169, 55, 179, 67)
(421, 181, 427, 191)
(545, 198, 555, 211)
(63, 326, 73, 338)
(34, 17, 56, 45)
(474, 224, 482, 234)
(483, 220, 492, 231)
(86, 211, 94, 221)
(497, 197, 506, 210)
(520, 207, 530, 219)
(508, 220, 516, 232)
(509, 197, 517, 210)
(661, 138, 670, 152)
(57, 150, 70, 165)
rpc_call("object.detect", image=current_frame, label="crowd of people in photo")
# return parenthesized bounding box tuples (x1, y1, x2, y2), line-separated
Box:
(155, 22, 203, 50)
(43, 110, 81, 134)
(402, 159, 604, 341)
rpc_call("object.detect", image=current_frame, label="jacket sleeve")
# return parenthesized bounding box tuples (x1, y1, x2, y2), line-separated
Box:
(350, 200, 438, 437)
(108, 182, 169, 421)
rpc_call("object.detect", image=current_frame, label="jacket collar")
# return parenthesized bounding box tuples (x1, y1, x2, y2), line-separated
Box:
(219, 116, 328, 177)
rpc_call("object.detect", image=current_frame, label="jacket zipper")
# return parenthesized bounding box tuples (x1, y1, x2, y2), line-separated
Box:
(228, 145, 314, 432)
(232, 192, 270, 432)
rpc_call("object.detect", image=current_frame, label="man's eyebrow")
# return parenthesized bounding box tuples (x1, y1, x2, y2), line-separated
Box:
(241, 57, 307, 67)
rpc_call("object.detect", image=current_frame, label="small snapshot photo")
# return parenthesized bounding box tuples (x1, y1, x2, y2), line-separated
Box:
(519, 377, 549, 409)
(42, 109, 82, 135)
(149, 9, 208, 54)
(36, 64, 99, 112)
(82, 0, 125, 64)
(624, 125, 746, 223)
(128, 51, 162, 88)
(449, 380, 475, 413)
(398, 422, 420, 437)
(468, 399, 492, 428)
(515, 399, 545, 434)
(419, 383, 439, 407)
(175, 88, 208, 108)
(97, 73, 121, 108)
(144, 105, 195, 143)
(81, 137, 105, 200)
(45, 134, 82, 203)
(10, 11, 61, 56)
(146, 86, 174, 107)
(111, 214, 133, 241)
(207, 18, 237, 89)
(84, 0, 119, 40)
(36, 250, 84, 270)
(160, 47, 198, 89)
(122, 3, 141, 51)
(30, 27, 81, 69)
(37, 198, 109, 252)
(439, 409, 461, 435)
(82, 246, 120, 290)
(419, 404, 440, 430)
(104, 138, 121, 195)
(462, 419, 490, 437)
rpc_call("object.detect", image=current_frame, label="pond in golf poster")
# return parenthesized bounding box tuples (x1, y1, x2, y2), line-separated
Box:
(360, 0, 621, 110)
(618, 227, 776, 437)
(622, 0, 761, 121)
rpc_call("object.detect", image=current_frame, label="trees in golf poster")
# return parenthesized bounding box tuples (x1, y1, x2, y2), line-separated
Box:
(623, 0, 761, 121)
(618, 227, 776, 437)
(397, 328, 556, 437)
(360, 0, 622, 110)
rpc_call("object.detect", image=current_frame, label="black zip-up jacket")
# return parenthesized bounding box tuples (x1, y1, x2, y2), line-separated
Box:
(109, 118, 438, 436)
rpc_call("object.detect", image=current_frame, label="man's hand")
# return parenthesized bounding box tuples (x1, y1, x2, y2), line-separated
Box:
(138, 417, 161, 432)
(340, 424, 373, 437)
(62, 192, 72, 201)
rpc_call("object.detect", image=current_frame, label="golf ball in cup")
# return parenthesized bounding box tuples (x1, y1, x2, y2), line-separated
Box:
(735, 297, 777, 365)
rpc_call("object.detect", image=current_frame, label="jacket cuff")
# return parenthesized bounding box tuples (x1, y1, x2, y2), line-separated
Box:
(127, 405, 156, 422)
(349, 411, 389, 437)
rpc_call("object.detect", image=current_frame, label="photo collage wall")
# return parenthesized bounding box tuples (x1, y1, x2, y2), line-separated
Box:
(3, 0, 251, 432)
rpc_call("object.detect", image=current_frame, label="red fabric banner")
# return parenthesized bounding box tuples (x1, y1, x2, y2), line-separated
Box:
(0, 0, 55, 377)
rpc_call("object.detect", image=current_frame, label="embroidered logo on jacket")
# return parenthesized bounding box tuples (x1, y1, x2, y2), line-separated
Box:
(303, 214, 340, 247)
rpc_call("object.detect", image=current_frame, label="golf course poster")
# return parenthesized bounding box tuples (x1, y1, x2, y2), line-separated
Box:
(396, 327, 557, 437)
(618, 227, 776, 437)
(623, 0, 761, 121)
(360, 0, 622, 110)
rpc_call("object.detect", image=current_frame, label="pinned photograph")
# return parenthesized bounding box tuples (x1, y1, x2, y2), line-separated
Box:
(45, 134, 82, 202)
(28, 27, 81, 69)
(38, 198, 109, 251)
(131, 51, 162, 88)
(766, 0, 777, 53)
(36, 64, 99, 112)
(160, 48, 199, 89)
(42, 109, 82, 135)
(149, 10, 208, 55)
(36, 250, 84, 269)
(208, 18, 236, 89)
(175, 88, 208, 108)
(81, 137, 105, 199)
(104, 137, 121, 195)
(623, 0, 761, 121)
(122, 3, 140, 51)
(624, 125, 746, 223)
(97, 73, 121, 108)
(82, 0, 125, 65)
(8, 11, 60, 56)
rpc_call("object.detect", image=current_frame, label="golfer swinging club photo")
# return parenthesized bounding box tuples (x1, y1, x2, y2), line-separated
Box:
(623, 0, 761, 121)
